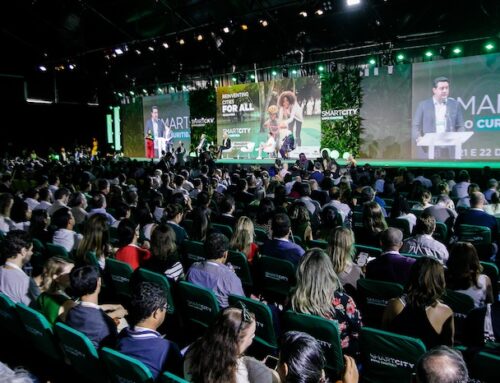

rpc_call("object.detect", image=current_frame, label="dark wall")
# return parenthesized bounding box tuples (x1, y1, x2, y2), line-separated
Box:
(0, 101, 107, 157)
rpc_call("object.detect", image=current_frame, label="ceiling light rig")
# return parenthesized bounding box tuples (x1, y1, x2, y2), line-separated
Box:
(259, 19, 268, 27)
(299, 11, 308, 17)
(223, 26, 230, 33)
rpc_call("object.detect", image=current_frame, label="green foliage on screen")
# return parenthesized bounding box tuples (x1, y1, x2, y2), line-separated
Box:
(189, 88, 217, 151)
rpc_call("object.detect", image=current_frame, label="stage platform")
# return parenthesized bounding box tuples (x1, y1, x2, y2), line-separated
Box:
(131, 157, 500, 169)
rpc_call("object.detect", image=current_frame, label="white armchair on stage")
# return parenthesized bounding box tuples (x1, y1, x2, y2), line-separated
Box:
(417, 132, 473, 160)
(221, 146, 233, 158)
(240, 143, 256, 158)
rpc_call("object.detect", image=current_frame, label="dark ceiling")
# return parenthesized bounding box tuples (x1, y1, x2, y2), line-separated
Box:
(1, 0, 499, 103)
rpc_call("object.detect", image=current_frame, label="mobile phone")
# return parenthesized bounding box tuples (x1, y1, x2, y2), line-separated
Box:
(264, 355, 279, 370)
(355, 251, 369, 267)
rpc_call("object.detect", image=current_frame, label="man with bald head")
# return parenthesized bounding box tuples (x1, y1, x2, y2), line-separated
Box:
(415, 346, 468, 383)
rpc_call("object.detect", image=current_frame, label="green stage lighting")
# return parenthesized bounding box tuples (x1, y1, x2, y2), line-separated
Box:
(452, 47, 462, 54)
(250, 74, 255, 79)
(272, 70, 277, 76)
(292, 69, 297, 75)
(231, 77, 237, 82)
(318, 65, 325, 72)
(425, 51, 433, 58)
(485, 42, 495, 51)
(368, 58, 376, 65)
(396, 53, 405, 61)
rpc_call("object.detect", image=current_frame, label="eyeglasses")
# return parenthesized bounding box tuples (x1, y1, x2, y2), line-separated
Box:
(236, 301, 252, 335)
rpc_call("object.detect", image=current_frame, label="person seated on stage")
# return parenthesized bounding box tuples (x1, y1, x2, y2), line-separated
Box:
(263, 104, 280, 139)
(116, 282, 183, 379)
(217, 132, 232, 159)
(196, 133, 208, 156)
(257, 132, 276, 159)
(279, 128, 295, 159)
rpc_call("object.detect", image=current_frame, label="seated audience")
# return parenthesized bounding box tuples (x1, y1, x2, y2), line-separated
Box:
(390, 193, 417, 234)
(69, 192, 88, 225)
(10, 200, 32, 231)
(214, 195, 237, 227)
(327, 227, 364, 289)
(415, 346, 469, 383)
(483, 178, 498, 203)
(229, 216, 259, 264)
(116, 282, 182, 379)
(51, 207, 83, 253)
(0, 230, 40, 305)
(290, 248, 362, 356)
(65, 265, 126, 348)
(357, 201, 387, 247)
(47, 187, 70, 216)
(382, 257, 454, 349)
(187, 232, 244, 308)
(164, 203, 189, 245)
(401, 212, 449, 263)
(88, 193, 116, 226)
(288, 201, 313, 242)
(0, 193, 17, 233)
(484, 190, 500, 216)
(29, 209, 52, 244)
(366, 228, 415, 285)
(260, 213, 305, 266)
(75, 214, 111, 269)
(184, 306, 278, 382)
(115, 218, 151, 271)
(446, 242, 493, 308)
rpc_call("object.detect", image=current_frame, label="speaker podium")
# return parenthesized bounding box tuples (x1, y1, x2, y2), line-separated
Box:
(417, 132, 473, 160)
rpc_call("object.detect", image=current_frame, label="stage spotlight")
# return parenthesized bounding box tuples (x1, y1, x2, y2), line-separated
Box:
(39, 65, 47, 72)
(331, 150, 340, 160)
(485, 42, 495, 51)
(231, 76, 237, 82)
(315, 10, 324, 15)
(157, 88, 163, 93)
(223, 26, 230, 33)
(162, 42, 169, 48)
(291, 69, 297, 75)
(271, 70, 277, 76)
(114, 48, 124, 55)
(142, 89, 147, 94)
(318, 65, 325, 72)
(68, 64, 75, 70)
(179, 39, 185, 45)
(368, 58, 376, 65)
(299, 11, 308, 17)
(346, 0, 361, 6)
(241, 24, 248, 31)
(250, 73, 255, 80)
(196, 34, 203, 41)
(396, 53, 405, 61)
(135, 49, 142, 55)
(259, 19, 268, 27)
(452, 47, 462, 54)
(424, 50, 433, 58)
(342, 152, 350, 160)
(215, 79, 220, 85)
(148, 46, 155, 51)
(129, 91, 135, 96)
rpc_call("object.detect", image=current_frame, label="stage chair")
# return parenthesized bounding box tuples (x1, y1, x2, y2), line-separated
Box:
(221, 147, 233, 158)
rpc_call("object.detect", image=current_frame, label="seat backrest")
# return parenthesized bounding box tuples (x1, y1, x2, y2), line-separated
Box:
(357, 279, 404, 328)
(471, 351, 500, 383)
(354, 244, 382, 259)
(180, 219, 193, 237)
(480, 261, 499, 301)
(459, 224, 492, 244)
(0, 293, 24, 338)
(281, 311, 344, 379)
(212, 223, 234, 238)
(360, 327, 426, 383)
(441, 289, 475, 343)
(134, 268, 175, 314)
(227, 250, 253, 289)
(54, 322, 107, 383)
(228, 294, 278, 350)
(177, 281, 220, 339)
(386, 218, 411, 238)
(85, 250, 101, 268)
(255, 255, 296, 303)
(106, 258, 134, 299)
(433, 221, 448, 244)
(182, 240, 206, 270)
(15, 303, 62, 361)
(46, 242, 70, 258)
(308, 239, 328, 249)
(100, 347, 154, 383)
(159, 371, 189, 383)
(254, 228, 269, 245)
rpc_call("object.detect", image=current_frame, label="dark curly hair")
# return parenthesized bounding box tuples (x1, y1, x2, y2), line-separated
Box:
(187, 307, 255, 383)
(128, 282, 167, 327)
(0, 230, 32, 263)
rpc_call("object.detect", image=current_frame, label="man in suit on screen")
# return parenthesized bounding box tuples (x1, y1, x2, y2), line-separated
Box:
(144, 106, 165, 158)
(413, 77, 465, 159)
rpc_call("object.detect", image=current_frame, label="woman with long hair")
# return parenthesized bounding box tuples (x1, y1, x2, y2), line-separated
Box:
(184, 306, 278, 383)
(288, 201, 313, 243)
(290, 248, 362, 355)
(37, 257, 75, 324)
(190, 206, 210, 242)
(327, 227, 364, 289)
(143, 224, 184, 281)
(29, 209, 52, 243)
(382, 257, 454, 349)
(0, 193, 16, 233)
(10, 200, 32, 231)
(484, 191, 500, 215)
(255, 198, 275, 237)
(446, 242, 493, 308)
(75, 213, 111, 269)
(229, 216, 258, 264)
(390, 193, 417, 233)
(359, 201, 387, 247)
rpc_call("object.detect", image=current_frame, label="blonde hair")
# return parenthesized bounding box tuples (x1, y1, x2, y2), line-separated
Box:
(328, 227, 355, 275)
(229, 216, 254, 255)
(39, 257, 73, 294)
(291, 248, 342, 318)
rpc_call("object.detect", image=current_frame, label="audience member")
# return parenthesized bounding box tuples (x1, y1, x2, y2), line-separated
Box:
(115, 218, 151, 270)
(328, 227, 364, 289)
(415, 346, 469, 383)
(229, 216, 259, 264)
(51, 207, 83, 253)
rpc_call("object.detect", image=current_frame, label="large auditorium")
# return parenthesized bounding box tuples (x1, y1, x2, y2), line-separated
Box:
(0, 1, 499, 382)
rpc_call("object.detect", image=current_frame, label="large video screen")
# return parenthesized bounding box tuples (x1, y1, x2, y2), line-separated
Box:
(216, 76, 321, 159)
(142, 92, 191, 158)
(361, 53, 500, 160)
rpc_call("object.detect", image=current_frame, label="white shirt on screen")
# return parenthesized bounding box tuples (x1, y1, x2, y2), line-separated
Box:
(434, 98, 447, 133)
